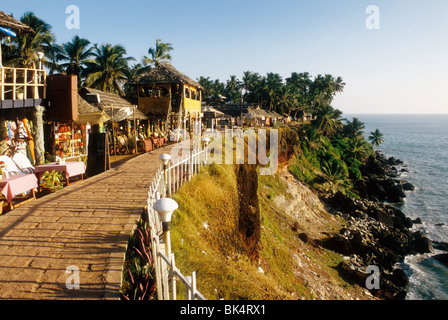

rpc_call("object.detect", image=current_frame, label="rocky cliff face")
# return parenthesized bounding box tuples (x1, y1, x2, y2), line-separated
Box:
(318, 152, 433, 299)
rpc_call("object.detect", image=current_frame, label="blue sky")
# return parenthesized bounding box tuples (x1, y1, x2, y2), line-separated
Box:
(2, 0, 448, 114)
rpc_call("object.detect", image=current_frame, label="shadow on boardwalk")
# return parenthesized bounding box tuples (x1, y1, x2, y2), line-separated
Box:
(0, 145, 174, 300)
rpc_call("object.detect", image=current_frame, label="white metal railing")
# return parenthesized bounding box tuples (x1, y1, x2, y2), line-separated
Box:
(146, 145, 207, 300)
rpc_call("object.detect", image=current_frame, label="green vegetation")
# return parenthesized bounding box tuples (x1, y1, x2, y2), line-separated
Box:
(121, 218, 157, 300)
(167, 162, 369, 300)
(198, 71, 346, 117)
(41, 170, 64, 191)
(285, 107, 378, 197)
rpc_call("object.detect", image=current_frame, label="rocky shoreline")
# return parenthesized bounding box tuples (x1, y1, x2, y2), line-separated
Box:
(319, 151, 435, 299)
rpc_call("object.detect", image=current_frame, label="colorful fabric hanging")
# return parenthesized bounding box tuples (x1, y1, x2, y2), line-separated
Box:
(22, 118, 35, 163)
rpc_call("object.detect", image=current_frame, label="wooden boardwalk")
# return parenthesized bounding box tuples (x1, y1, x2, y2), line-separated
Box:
(0, 145, 174, 300)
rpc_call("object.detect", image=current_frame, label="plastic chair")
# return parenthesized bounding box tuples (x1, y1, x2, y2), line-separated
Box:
(12, 153, 35, 174)
(0, 155, 23, 175)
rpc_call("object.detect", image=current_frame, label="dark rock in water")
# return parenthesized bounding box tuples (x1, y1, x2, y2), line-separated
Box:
(402, 182, 415, 191)
(388, 157, 404, 166)
(367, 205, 395, 227)
(435, 223, 445, 227)
(390, 268, 409, 288)
(412, 217, 423, 224)
(433, 241, 448, 252)
(433, 254, 448, 267)
(385, 167, 398, 178)
(401, 168, 409, 173)
(411, 231, 434, 254)
(384, 179, 406, 202)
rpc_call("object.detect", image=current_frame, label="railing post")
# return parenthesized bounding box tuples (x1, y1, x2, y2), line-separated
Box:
(171, 253, 177, 300)
(191, 271, 197, 300)
(160, 154, 171, 197)
(12, 68, 17, 100)
(186, 276, 192, 300)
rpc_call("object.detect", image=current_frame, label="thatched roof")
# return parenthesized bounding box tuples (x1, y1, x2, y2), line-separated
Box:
(246, 106, 283, 119)
(105, 106, 148, 123)
(78, 88, 147, 123)
(0, 11, 34, 36)
(79, 87, 135, 109)
(76, 95, 111, 125)
(78, 95, 102, 114)
(133, 62, 204, 90)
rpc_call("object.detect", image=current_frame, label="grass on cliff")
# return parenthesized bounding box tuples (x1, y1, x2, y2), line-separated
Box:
(171, 163, 296, 300)
(169, 162, 370, 300)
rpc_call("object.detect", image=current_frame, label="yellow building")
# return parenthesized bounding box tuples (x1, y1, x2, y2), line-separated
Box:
(133, 63, 203, 134)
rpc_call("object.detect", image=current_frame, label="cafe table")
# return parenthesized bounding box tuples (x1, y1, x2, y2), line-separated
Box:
(34, 161, 86, 186)
(0, 173, 38, 209)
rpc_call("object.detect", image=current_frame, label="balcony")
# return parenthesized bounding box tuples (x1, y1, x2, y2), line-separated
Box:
(0, 67, 46, 109)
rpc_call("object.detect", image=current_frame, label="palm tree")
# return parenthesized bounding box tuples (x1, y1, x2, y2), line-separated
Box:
(59, 35, 94, 84)
(368, 129, 385, 147)
(277, 84, 298, 116)
(310, 74, 345, 111)
(241, 71, 261, 104)
(321, 159, 348, 195)
(286, 72, 313, 112)
(123, 63, 148, 99)
(144, 39, 173, 67)
(226, 75, 241, 103)
(42, 40, 64, 74)
(83, 43, 135, 94)
(264, 72, 283, 111)
(8, 12, 55, 68)
(303, 127, 324, 151)
(344, 117, 365, 137)
(311, 105, 343, 137)
(349, 135, 370, 161)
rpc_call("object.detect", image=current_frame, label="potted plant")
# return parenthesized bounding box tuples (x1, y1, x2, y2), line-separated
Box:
(16, 88, 24, 100)
(41, 170, 64, 193)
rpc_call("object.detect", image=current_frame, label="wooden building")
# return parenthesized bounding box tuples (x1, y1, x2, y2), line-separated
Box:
(132, 62, 204, 136)
(0, 11, 48, 164)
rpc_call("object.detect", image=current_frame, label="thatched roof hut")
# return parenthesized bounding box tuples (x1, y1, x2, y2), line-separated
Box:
(133, 62, 203, 90)
(246, 106, 283, 119)
(75, 95, 111, 125)
(78, 87, 147, 123)
(79, 87, 135, 109)
(110, 107, 148, 123)
(0, 11, 34, 36)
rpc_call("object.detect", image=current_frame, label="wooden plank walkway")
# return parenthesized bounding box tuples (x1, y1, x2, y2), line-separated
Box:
(0, 145, 174, 300)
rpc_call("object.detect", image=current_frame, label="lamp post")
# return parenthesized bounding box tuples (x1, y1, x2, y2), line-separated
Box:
(37, 52, 44, 70)
(160, 153, 171, 196)
(153, 198, 178, 257)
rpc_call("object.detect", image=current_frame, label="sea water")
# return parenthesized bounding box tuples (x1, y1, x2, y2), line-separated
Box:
(348, 114, 448, 300)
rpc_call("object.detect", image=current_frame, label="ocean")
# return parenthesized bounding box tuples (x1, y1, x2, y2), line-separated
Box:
(348, 114, 448, 300)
